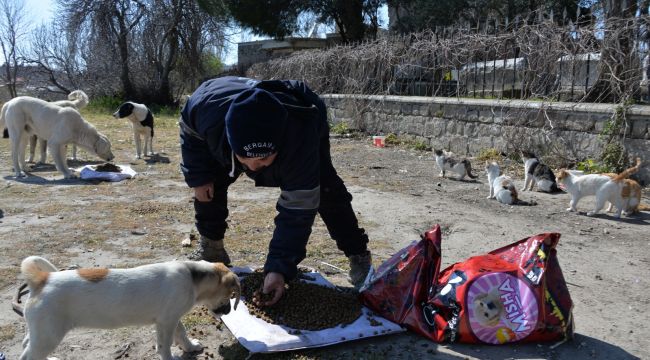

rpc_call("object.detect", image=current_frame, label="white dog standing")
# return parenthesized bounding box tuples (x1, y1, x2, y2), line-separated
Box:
(29, 90, 90, 163)
(0, 96, 114, 179)
(113, 101, 155, 159)
(18, 256, 240, 360)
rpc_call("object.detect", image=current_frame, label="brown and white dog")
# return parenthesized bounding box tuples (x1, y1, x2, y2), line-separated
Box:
(18, 256, 240, 360)
(113, 102, 155, 159)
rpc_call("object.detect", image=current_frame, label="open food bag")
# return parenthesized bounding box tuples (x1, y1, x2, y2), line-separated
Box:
(361, 227, 574, 345)
(359, 225, 442, 335)
(427, 232, 574, 344)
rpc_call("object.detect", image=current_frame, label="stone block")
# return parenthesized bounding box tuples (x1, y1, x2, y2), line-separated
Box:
(631, 119, 648, 139)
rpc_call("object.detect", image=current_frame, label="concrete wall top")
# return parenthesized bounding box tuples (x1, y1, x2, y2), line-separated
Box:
(321, 94, 650, 116)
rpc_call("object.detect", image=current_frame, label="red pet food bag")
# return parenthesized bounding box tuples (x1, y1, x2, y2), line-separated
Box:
(362, 227, 574, 345)
(427, 232, 574, 344)
(360, 225, 442, 334)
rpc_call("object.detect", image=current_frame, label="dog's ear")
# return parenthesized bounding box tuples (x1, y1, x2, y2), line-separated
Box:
(222, 271, 241, 310)
(222, 272, 241, 310)
(212, 264, 241, 310)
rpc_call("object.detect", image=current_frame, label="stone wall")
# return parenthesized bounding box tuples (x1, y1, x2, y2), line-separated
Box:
(322, 94, 650, 185)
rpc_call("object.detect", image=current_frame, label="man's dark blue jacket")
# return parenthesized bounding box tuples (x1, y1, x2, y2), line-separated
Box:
(180, 76, 328, 280)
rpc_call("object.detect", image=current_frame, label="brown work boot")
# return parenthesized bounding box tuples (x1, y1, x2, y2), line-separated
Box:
(188, 236, 231, 265)
(348, 251, 372, 290)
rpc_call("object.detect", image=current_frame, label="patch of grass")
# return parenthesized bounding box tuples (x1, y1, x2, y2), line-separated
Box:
(476, 148, 501, 162)
(384, 133, 400, 145)
(330, 122, 351, 135)
(383, 133, 430, 151)
(575, 158, 609, 174)
(86, 96, 124, 113)
(0, 267, 19, 290)
(413, 140, 429, 151)
(182, 307, 217, 328)
(0, 324, 16, 342)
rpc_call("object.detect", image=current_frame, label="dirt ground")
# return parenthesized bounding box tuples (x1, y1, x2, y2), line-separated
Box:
(0, 111, 648, 360)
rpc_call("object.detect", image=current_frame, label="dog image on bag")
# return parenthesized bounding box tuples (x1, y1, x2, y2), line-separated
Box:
(18, 256, 240, 360)
(471, 288, 504, 327)
(0, 96, 114, 179)
(113, 101, 155, 159)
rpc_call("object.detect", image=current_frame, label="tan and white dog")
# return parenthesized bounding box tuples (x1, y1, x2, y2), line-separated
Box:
(113, 101, 155, 159)
(18, 256, 240, 360)
(28, 90, 90, 163)
(0, 96, 114, 179)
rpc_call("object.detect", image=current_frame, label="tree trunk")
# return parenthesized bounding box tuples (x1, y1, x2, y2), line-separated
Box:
(585, 0, 638, 102)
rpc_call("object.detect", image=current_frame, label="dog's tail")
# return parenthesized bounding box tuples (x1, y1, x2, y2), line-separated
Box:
(463, 159, 478, 179)
(638, 203, 650, 212)
(21, 256, 58, 291)
(1, 102, 8, 138)
(68, 90, 89, 109)
(612, 157, 642, 182)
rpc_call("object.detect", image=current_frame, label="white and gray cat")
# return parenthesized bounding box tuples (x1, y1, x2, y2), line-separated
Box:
(434, 149, 478, 180)
(485, 161, 518, 205)
(521, 151, 560, 193)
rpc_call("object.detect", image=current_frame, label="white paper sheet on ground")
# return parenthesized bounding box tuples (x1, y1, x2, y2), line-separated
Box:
(77, 165, 137, 182)
(221, 267, 405, 354)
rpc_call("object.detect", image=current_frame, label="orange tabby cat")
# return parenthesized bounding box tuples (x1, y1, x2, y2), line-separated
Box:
(602, 158, 648, 215)
(602, 176, 647, 215)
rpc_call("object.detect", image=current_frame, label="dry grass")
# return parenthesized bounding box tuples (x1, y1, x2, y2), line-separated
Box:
(0, 107, 381, 284)
(0, 324, 16, 342)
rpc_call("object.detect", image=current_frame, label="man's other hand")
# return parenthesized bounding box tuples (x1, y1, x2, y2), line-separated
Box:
(253, 272, 285, 306)
(193, 183, 214, 202)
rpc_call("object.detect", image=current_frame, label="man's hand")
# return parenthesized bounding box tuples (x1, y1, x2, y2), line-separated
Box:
(253, 272, 285, 307)
(193, 183, 214, 202)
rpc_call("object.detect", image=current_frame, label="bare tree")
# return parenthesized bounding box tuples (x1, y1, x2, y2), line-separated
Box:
(0, 0, 29, 98)
(58, 0, 147, 100)
(26, 21, 84, 95)
(52, 0, 230, 104)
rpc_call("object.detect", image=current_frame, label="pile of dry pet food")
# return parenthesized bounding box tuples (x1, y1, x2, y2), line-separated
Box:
(241, 270, 362, 330)
(94, 163, 122, 172)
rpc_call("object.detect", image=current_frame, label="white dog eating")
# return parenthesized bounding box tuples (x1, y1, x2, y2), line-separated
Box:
(0, 96, 114, 179)
(28, 90, 90, 163)
(18, 256, 240, 360)
(113, 101, 155, 159)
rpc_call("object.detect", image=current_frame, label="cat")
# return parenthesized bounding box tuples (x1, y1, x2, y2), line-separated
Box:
(485, 161, 518, 205)
(601, 159, 648, 215)
(521, 151, 560, 193)
(556, 158, 641, 218)
(434, 149, 478, 180)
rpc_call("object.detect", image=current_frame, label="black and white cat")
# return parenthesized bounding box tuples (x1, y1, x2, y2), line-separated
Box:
(434, 149, 478, 180)
(521, 152, 560, 193)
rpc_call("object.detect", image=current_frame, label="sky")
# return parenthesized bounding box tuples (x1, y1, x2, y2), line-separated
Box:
(19, 0, 387, 66)
(24, 0, 53, 26)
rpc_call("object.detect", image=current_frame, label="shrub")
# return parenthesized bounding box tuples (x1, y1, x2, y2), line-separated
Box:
(330, 122, 351, 135)
(476, 148, 501, 161)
